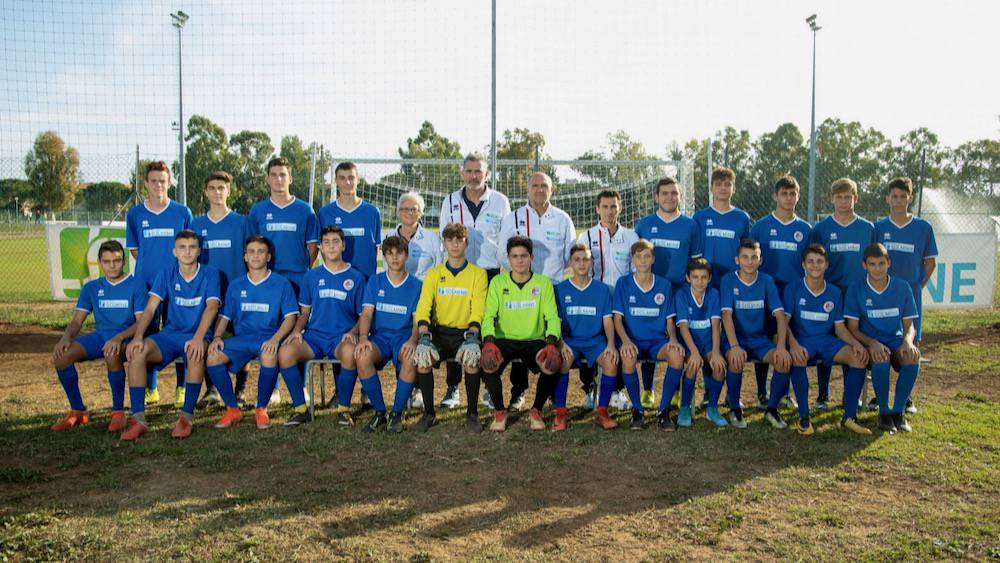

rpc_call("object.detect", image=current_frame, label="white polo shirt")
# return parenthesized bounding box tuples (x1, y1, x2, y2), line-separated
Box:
(438, 186, 511, 271)
(387, 224, 442, 281)
(498, 203, 576, 282)
(578, 223, 638, 289)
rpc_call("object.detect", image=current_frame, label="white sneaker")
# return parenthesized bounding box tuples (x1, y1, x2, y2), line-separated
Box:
(439, 385, 461, 409)
(269, 388, 281, 406)
(409, 388, 424, 410)
(582, 387, 596, 410)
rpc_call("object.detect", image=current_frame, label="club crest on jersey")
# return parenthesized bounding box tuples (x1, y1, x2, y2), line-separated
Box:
(794, 231, 804, 242)
(654, 293, 665, 305)
(531, 287, 541, 297)
(823, 301, 834, 312)
(343, 279, 354, 290)
(241, 290, 248, 298)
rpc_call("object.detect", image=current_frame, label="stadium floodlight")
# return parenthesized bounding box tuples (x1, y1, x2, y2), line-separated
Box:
(170, 11, 189, 204)
(806, 14, 821, 222)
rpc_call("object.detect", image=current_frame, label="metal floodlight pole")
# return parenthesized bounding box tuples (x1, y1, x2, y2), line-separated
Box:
(806, 14, 821, 223)
(490, 0, 497, 179)
(171, 11, 189, 204)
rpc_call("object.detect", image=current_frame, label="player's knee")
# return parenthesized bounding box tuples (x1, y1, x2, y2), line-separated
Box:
(259, 350, 277, 367)
(793, 357, 808, 368)
(666, 351, 683, 369)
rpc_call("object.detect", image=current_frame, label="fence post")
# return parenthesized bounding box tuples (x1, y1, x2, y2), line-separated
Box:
(706, 138, 714, 208)
(916, 148, 926, 217)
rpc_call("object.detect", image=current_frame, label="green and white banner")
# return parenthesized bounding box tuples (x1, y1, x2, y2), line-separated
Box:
(45, 223, 134, 301)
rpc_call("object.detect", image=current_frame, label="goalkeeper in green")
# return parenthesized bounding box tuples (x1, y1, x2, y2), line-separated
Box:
(480, 235, 564, 432)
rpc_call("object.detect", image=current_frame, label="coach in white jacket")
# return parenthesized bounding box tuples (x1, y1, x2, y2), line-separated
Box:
(438, 153, 511, 279)
(498, 172, 576, 283)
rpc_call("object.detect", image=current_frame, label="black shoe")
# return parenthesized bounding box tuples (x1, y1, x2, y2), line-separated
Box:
(892, 412, 912, 433)
(334, 411, 354, 428)
(878, 413, 897, 433)
(387, 411, 404, 433)
(466, 412, 482, 434)
(867, 397, 880, 412)
(412, 412, 437, 433)
(656, 410, 677, 431)
(361, 411, 387, 433)
(630, 409, 645, 430)
(283, 410, 314, 427)
(358, 391, 373, 412)
(756, 394, 768, 410)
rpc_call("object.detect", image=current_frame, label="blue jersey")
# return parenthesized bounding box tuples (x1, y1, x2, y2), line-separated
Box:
(692, 206, 752, 286)
(782, 277, 844, 339)
(720, 271, 784, 340)
(318, 200, 382, 279)
(634, 212, 702, 285)
(247, 197, 319, 275)
(749, 213, 812, 287)
(125, 200, 193, 287)
(362, 272, 422, 336)
(674, 286, 721, 353)
(843, 276, 918, 342)
(874, 217, 938, 286)
(299, 263, 366, 340)
(75, 274, 147, 334)
(810, 215, 875, 289)
(192, 211, 250, 286)
(148, 263, 222, 334)
(221, 271, 298, 338)
(556, 278, 613, 341)
(612, 274, 674, 341)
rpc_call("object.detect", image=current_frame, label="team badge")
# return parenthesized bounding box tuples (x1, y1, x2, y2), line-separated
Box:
(733, 288, 740, 295)
(793, 231, 803, 242)
(335, 217, 342, 224)
(823, 301, 834, 312)
(799, 298, 807, 306)
(343, 279, 354, 290)
(651, 227, 658, 233)
(531, 287, 541, 297)
(654, 293, 665, 305)
(141, 220, 149, 227)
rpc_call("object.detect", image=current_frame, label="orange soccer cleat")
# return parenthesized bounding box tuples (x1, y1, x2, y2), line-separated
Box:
(120, 418, 148, 441)
(593, 407, 618, 430)
(552, 408, 568, 432)
(214, 407, 243, 429)
(489, 409, 508, 432)
(107, 411, 127, 433)
(255, 407, 271, 430)
(171, 416, 193, 439)
(51, 410, 90, 431)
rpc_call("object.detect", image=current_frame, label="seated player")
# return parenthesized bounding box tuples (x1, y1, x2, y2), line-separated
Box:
(555, 244, 619, 431)
(50, 240, 147, 432)
(719, 239, 791, 429)
(353, 235, 422, 433)
(411, 223, 488, 433)
(844, 243, 921, 434)
(479, 236, 563, 432)
(613, 240, 684, 431)
(768, 244, 869, 435)
(205, 236, 299, 431)
(277, 226, 365, 428)
(124, 230, 222, 440)
(668, 258, 727, 430)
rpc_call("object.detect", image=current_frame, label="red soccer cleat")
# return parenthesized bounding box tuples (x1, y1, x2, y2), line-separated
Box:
(552, 408, 568, 432)
(529, 408, 546, 431)
(214, 407, 243, 429)
(107, 411, 127, 433)
(51, 410, 90, 431)
(255, 407, 271, 430)
(120, 418, 148, 441)
(171, 416, 193, 439)
(490, 409, 508, 432)
(594, 407, 618, 430)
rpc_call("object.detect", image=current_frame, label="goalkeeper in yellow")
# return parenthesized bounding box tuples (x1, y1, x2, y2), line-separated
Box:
(480, 235, 564, 432)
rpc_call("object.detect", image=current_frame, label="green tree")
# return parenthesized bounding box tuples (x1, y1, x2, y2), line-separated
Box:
(813, 118, 893, 217)
(184, 115, 236, 214)
(229, 130, 274, 212)
(397, 121, 463, 192)
(24, 131, 80, 219)
(574, 130, 664, 188)
(494, 127, 556, 197)
(0, 178, 34, 214)
(945, 139, 1000, 199)
(892, 127, 946, 188)
(80, 181, 132, 213)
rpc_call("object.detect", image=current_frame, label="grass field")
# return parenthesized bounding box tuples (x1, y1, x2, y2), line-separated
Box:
(1, 303, 998, 561)
(0, 234, 50, 302)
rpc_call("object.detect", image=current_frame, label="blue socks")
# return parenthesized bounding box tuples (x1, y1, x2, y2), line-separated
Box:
(129, 386, 146, 415)
(641, 361, 655, 391)
(680, 374, 696, 408)
(598, 374, 616, 408)
(842, 367, 866, 420)
(553, 373, 569, 408)
(871, 362, 891, 414)
(725, 370, 743, 410)
(207, 364, 237, 408)
(278, 364, 305, 407)
(768, 370, 791, 410)
(56, 366, 85, 411)
(175, 362, 186, 389)
(789, 366, 810, 420)
(392, 379, 415, 414)
(257, 365, 280, 408)
(107, 369, 126, 411)
(660, 366, 683, 412)
(817, 363, 832, 398)
(182, 381, 201, 415)
(892, 363, 920, 414)
(706, 377, 723, 407)
(336, 368, 358, 408)
(359, 375, 386, 412)
(622, 370, 643, 413)
(148, 368, 158, 391)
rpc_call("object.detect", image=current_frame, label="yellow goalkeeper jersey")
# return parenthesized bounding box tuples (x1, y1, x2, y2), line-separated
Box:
(415, 260, 488, 329)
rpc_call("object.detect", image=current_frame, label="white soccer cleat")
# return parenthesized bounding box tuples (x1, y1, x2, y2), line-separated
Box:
(269, 388, 281, 406)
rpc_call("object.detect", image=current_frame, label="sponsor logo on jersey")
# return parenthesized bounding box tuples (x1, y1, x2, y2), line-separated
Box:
(266, 223, 297, 232)
(564, 295, 572, 302)
(241, 302, 270, 313)
(175, 283, 181, 291)
(376, 302, 408, 315)
(628, 295, 636, 303)
(378, 289, 385, 297)
(629, 306, 660, 317)
(654, 293, 665, 305)
(265, 213, 273, 220)
(830, 232, 838, 240)
(830, 242, 860, 252)
(343, 279, 354, 290)
(651, 227, 658, 233)
(800, 310, 829, 322)
(240, 290, 248, 297)
(706, 219, 713, 226)
(142, 220, 149, 227)
(769, 241, 799, 252)
(98, 289, 105, 296)
(865, 298, 873, 306)
(206, 239, 231, 249)
(342, 227, 364, 237)
(799, 298, 807, 306)
(884, 241, 915, 253)
(506, 300, 537, 310)
(99, 299, 130, 309)
(652, 239, 681, 249)
(769, 229, 778, 236)
(706, 228, 735, 239)
(566, 305, 596, 316)
(318, 279, 326, 286)
(688, 319, 711, 330)
(868, 307, 900, 319)
(143, 228, 174, 238)
(319, 288, 347, 300)
(175, 296, 203, 307)
(735, 299, 764, 310)
(883, 233, 891, 240)
(438, 287, 468, 296)
(733, 288, 740, 295)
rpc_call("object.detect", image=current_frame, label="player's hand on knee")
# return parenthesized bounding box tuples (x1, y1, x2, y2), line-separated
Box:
(126, 338, 144, 361)
(354, 337, 372, 359)
(102, 337, 123, 359)
(455, 330, 481, 370)
(414, 332, 439, 370)
(868, 343, 889, 364)
(709, 352, 727, 378)
(726, 345, 746, 371)
(536, 340, 563, 374)
(341, 332, 358, 346)
(685, 352, 703, 378)
(790, 344, 808, 366)
(400, 339, 416, 364)
(283, 331, 303, 346)
(186, 338, 206, 363)
(600, 345, 618, 366)
(900, 342, 920, 364)
(559, 344, 574, 368)
(620, 341, 637, 361)
(773, 348, 792, 373)
(851, 342, 868, 365)
(209, 336, 225, 356)
(666, 339, 684, 357)
(260, 336, 281, 357)
(53, 337, 71, 360)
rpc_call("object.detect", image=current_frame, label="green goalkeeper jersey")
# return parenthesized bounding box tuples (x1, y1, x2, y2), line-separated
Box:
(481, 272, 561, 341)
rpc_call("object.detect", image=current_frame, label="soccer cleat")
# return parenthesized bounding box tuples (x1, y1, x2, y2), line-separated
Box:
(174, 386, 185, 409)
(171, 416, 193, 439)
(283, 410, 314, 427)
(629, 409, 646, 430)
(509, 391, 526, 411)
(867, 397, 880, 412)
(107, 411, 127, 433)
(235, 388, 248, 409)
(814, 396, 830, 412)
(797, 417, 815, 436)
(489, 410, 508, 432)
(439, 385, 461, 409)
(677, 406, 693, 428)
(411, 412, 436, 433)
(214, 407, 243, 429)
(466, 412, 482, 434)
(269, 388, 281, 406)
(529, 408, 546, 431)
(144, 388, 160, 405)
(780, 394, 798, 410)
(841, 416, 872, 435)
(51, 410, 90, 431)
(878, 413, 897, 434)
(656, 410, 677, 431)
(764, 409, 787, 429)
(481, 389, 494, 409)
(729, 408, 747, 429)
(361, 412, 388, 433)
(905, 399, 917, 414)
(582, 387, 596, 411)
(756, 394, 768, 411)
(359, 391, 373, 412)
(593, 407, 618, 430)
(706, 406, 728, 427)
(197, 387, 223, 409)
(255, 407, 271, 430)
(552, 408, 568, 432)
(670, 391, 680, 409)
(120, 418, 148, 441)
(334, 409, 354, 429)
(640, 390, 655, 410)
(409, 388, 424, 410)
(892, 412, 912, 433)
(387, 411, 405, 433)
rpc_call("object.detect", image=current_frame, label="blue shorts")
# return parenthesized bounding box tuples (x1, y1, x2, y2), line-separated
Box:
(370, 331, 411, 372)
(303, 330, 341, 360)
(634, 337, 669, 361)
(564, 336, 606, 368)
(728, 334, 775, 362)
(797, 334, 848, 365)
(149, 331, 207, 369)
(221, 334, 271, 373)
(876, 336, 905, 356)
(681, 337, 714, 359)
(76, 331, 118, 360)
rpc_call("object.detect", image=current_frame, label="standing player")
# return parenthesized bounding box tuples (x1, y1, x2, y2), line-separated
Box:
(719, 239, 791, 429)
(318, 162, 382, 280)
(748, 176, 811, 409)
(411, 223, 488, 433)
(497, 172, 575, 409)
(276, 226, 366, 427)
(555, 244, 619, 430)
(874, 176, 937, 414)
(191, 171, 252, 407)
(205, 236, 299, 431)
(693, 167, 752, 287)
(50, 241, 147, 433)
(391, 191, 442, 281)
(125, 160, 193, 407)
(768, 244, 870, 435)
(353, 235, 422, 433)
(612, 240, 684, 430)
(123, 230, 222, 440)
(810, 178, 875, 410)
(635, 177, 701, 409)
(479, 236, 563, 432)
(844, 243, 921, 433)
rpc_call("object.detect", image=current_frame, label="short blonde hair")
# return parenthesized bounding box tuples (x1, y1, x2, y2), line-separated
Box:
(830, 178, 858, 196)
(397, 191, 425, 214)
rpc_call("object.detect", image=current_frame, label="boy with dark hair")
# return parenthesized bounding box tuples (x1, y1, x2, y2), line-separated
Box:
(318, 162, 382, 279)
(692, 167, 752, 288)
